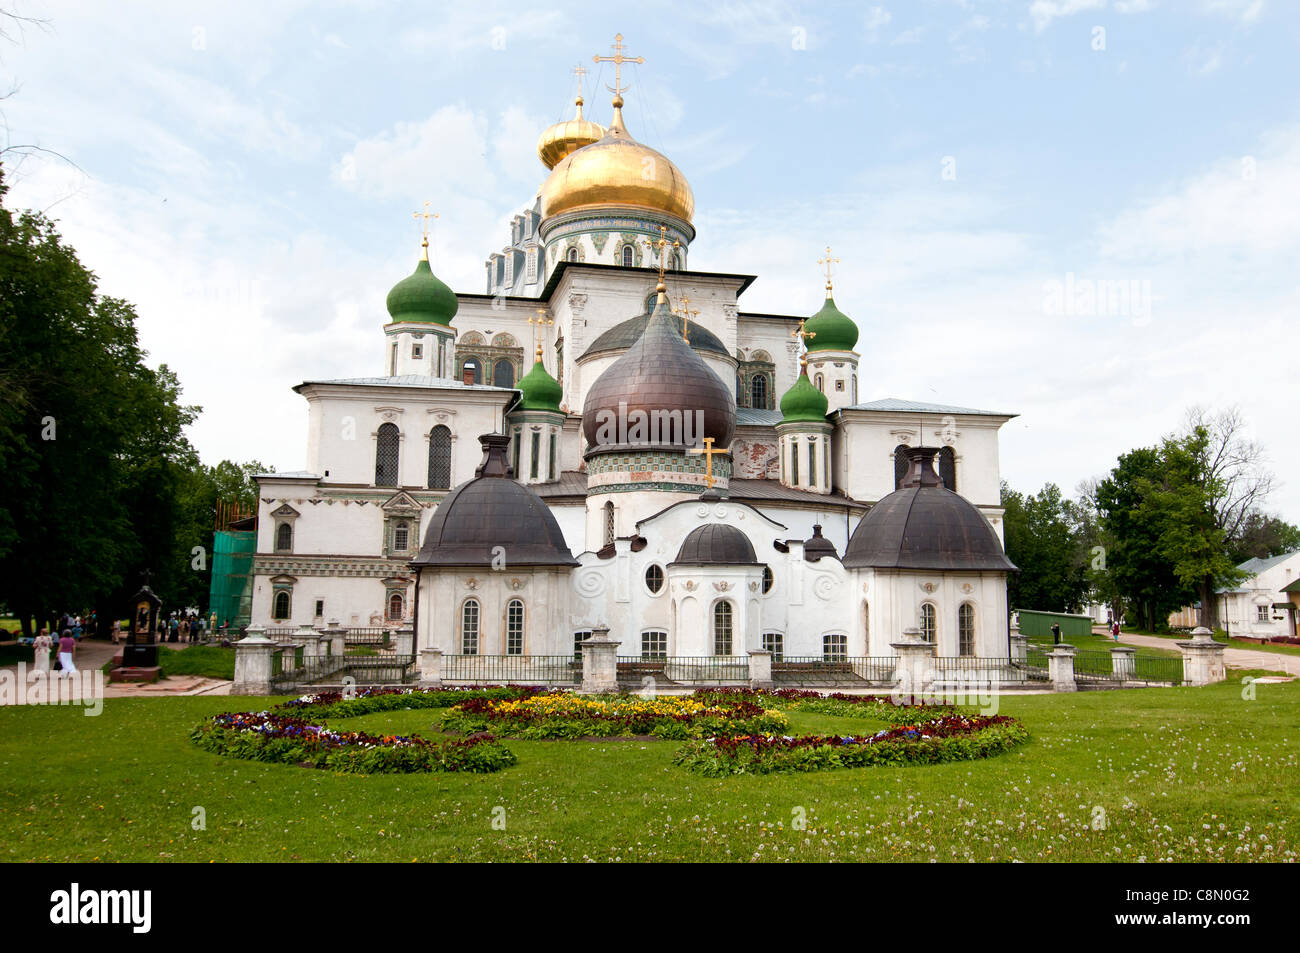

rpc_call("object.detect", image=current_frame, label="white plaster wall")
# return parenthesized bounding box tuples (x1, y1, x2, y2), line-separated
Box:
(858, 569, 1009, 658)
(417, 567, 573, 656)
(806, 350, 860, 413)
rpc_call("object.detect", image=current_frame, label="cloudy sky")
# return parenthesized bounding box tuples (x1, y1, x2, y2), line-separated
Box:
(3, 0, 1298, 520)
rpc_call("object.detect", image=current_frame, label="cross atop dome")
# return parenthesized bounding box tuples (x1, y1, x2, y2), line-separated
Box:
(818, 245, 840, 296)
(593, 33, 644, 102)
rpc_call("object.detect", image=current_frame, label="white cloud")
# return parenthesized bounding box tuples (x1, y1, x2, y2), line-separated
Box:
(1029, 0, 1107, 33)
(334, 105, 496, 200)
(866, 6, 893, 41)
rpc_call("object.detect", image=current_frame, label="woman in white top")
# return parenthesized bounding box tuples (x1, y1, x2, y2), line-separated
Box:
(32, 631, 52, 676)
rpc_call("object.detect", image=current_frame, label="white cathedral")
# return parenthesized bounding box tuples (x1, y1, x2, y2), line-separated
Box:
(248, 45, 1018, 663)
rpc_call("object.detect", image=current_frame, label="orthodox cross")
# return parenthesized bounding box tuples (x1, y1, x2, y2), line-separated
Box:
(818, 245, 840, 294)
(528, 308, 553, 361)
(413, 202, 438, 257)
(593, 33, 644, 97)
(791, 316, 816, 366)
(140, 568, 153, 588)
(688, 437, 727, 489)
(680, 294, 699, 344)
(654, 224, 679, 287)
(572, 63, 587, 88)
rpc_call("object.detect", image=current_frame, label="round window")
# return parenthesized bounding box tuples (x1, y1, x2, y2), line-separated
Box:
(762, 565, 774, 594)
(645, 564, 665, 594)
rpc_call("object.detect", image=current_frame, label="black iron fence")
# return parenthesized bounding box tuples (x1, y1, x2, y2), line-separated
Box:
(616, 656, 750, 686)
(772, 656, 897, 687)
(441, 654, 580, 686)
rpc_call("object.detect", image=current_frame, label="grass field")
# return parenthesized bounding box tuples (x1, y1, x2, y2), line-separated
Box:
(0, 680, 1295, 863)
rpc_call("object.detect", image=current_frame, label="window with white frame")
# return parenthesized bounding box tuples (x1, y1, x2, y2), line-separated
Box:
(1257, 604, 1270, 622)
(573, 629, 592, 660)
(506, 599, 524, 655)
(762, 631, 784, 661)
(958, 603, 976, 656)
(823, 633, 848, 662)
(645, 563, 664, 594)
(642, 629, 667, 659)
(713, 601, 734, 656)
(461, 599, 480, 655)
(920, 602, 937, 643)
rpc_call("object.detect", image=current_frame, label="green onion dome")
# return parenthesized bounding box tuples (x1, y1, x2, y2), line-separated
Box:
(779, 369, 829, 423)
(517, 357, 563, 413)
(804, 295, 858, 352)
(385, 256, 458, 325)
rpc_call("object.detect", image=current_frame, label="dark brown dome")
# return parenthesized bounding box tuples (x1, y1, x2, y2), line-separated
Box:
(582, 293, 735, 454)
(803, 524, 838, 562)
(671, 523, 758, 566)
(843, 447, 1016, 572)
(411, 434, 578, 569)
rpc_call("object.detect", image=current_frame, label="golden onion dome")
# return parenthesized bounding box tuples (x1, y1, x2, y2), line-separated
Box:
(539, 95, 694, 223)
(537, 96, 606, 170)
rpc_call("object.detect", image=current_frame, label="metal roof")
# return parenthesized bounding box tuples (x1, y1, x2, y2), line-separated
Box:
(295, 375, 515, 392)
(841, 397, 1017, 418)
(736, 408, 783, 427)
(1237, 551, 1300, 575)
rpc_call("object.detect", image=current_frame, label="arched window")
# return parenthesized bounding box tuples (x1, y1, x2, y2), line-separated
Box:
(863, 600, 870, 643)
(815, 373, 824, 392)
(762, 565, 774, 594)
(506, 599, 524, 655)
(713, 601, 734, 656)
(461, 358, 482, 385)
(920, 603, 937, 643)
(791, 441, 799, 487)
(622, 245, 634, 267)
(275, 522, 293, 553)
(428, 425, 451, 489)
(493, 359, 515, 389)
(958, 603, 976, 656)
(823, 633, 848, 662)
(939, 446, 957, 492)
(387, 592, 404, 621)
(273, 591, 291, 620)
(461, 599, 480, 655)
(807, 436, 817, 486)
(566, 247, 578, 263)
(893, 444, 911, 489)
(645, 563, 664, 593)
(750, 374, 768, 409)
(603, 501, 615, 546)
(375, 423, 400, 487)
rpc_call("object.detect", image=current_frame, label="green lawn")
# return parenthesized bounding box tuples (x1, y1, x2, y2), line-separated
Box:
(0, 681, 1295, 862)
(157, 645, 236, 680)
(1123, 628, 1300, 659)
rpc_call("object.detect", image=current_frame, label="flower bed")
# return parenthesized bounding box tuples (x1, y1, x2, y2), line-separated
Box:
(278, 684, 539, 722)
(191, 711, 516, 774)
(441, 691, 789, 740)
(673, 714, 1029, 776)
(693, 688, 958, 724)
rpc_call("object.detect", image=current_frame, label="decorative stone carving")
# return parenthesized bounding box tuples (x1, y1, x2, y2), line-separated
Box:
(748, 581, 758, 592)
(684, 580, 697, 592)
(961, 583, 974, 594)
(713, 581, 731, 592)
(464, 577, 480, 590)
(920, 581, 936, 593)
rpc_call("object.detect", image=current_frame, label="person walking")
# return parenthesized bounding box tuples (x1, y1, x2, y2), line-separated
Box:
(57, 629, 77, 677)
(111, 619, 122, 645)
(32, 630, 52, 677)
(1051, 622, 1062, 645)
(1111, 620, 1121, 642)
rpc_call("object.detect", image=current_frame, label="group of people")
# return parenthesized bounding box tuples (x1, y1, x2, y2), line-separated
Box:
(30, 629, 79, 677)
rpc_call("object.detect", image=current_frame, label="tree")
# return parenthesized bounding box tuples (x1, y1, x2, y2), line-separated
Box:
(1002, 481, 1091, 613)
(1231, 512, 1300, 563)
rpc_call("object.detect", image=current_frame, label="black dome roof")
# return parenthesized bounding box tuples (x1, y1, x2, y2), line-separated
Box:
(582, 291, 736, 453)
(411, 434, 578, 569)
(843, 447, 1016, 572)
(803, 524, 838, 562)
(672, 523, 758, 566)
(582, 311, 729, 360)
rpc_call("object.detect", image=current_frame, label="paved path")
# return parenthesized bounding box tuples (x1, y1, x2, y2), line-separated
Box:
(0, 639, 232, 705)
(1108, 629, 1298, 676)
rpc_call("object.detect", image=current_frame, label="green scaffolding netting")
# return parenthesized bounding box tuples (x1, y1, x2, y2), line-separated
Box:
(208, 529, 256, 629)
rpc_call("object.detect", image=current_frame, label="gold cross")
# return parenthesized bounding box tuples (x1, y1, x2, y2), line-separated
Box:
(680, 295, 699, 343)
(791, 317, 816, 368)
(818, 245, 840, 294)
(413, 201, 438, 257)
(654, 224, 679, 290)
(572, 63, 587, 85)
(528, 308, 553, 361)
(687, 437, 728, 488)
(593, 33, 644, 98)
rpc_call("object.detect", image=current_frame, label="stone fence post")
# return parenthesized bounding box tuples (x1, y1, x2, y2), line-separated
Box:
(748, 650, 773, 691)
(323, 619, 346, 658)
(1110, 645, 1136, 681)
(1046, 644, 1077, 692)
(233, 625, 275, 695)
(396, 626, 414, 658)
(1009, 631, 1028, 663)
(296, 624, 322, 660)
(1177, 626, 1227, 686)
(419, 647, 443, 689)
(891, 627, 937, 699)
(581, 624, 620, 694)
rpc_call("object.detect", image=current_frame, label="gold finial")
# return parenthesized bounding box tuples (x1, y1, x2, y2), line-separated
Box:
(791, 317, 816, 369)
(413, 201, 438, 260)
(687, 437, 728, 489)
(818, 245, 840, 297)
(653, 224, 679, 300)
(680, 294, 699, 343)
(529, 308, 554, 362)
(572, 64, 587, 111)
(593, 33, 643, 130)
